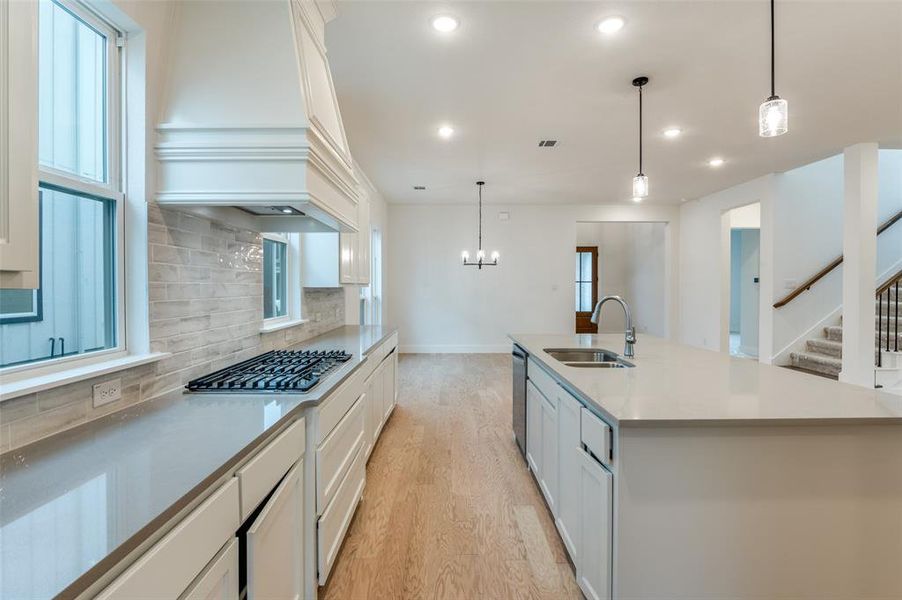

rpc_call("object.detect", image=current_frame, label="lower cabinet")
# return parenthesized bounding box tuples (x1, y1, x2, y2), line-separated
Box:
(525, 381, 542, 474)
(382, 350, 396, 421)
(367, 361, 384, 453)
(577, 447, 613, 600)
(246, 459, 305, 600)
(97, 479, 240, 599)
(539, 391, 559, 515)
(180, 538, 239, 600)
(317, 443, 366, 584)
(556, 389, 582, 561)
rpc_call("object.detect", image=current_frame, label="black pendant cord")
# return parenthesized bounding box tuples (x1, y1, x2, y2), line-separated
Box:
(638, 83, 644, 175)
(477, 183, 483, 253)
(770, 0, 776, 98)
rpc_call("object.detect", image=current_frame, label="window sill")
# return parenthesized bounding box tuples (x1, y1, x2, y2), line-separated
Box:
(0, 352, 170, 402)
(260, 318, 310, 334)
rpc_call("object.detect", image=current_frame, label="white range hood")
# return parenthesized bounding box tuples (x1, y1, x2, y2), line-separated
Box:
(154, 0, 359, 233)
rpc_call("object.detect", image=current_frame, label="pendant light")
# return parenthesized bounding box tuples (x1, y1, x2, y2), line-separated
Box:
(461, 181, 499, 269)
(632, 76, 649, 199)
(759, 0, 788, 137)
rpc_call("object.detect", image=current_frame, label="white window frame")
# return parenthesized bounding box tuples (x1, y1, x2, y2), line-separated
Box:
(261, 232, 303, 332)
(1, 0, 126, 378)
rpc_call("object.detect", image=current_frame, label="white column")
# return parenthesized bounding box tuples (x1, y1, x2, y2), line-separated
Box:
(839, 143, 879, 387)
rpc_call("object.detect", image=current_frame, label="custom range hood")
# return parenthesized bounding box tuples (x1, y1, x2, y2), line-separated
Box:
(155, 0, 359, 232)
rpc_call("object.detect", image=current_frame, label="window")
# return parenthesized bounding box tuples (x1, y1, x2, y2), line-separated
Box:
(0, 0, 122, 371)
(263, 235, 289, 320)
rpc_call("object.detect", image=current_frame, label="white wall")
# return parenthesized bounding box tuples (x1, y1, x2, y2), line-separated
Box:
(678, 175, 774, 353)
(388, 203, 678, 353)
(679, 149, 902, 364)
(576, 222, 667, 336)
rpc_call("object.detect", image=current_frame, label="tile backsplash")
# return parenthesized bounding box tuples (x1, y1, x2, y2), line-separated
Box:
(0, 205, 344, 453)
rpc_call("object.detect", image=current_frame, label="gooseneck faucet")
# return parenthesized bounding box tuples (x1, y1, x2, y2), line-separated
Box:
(590, 295, 637, 358)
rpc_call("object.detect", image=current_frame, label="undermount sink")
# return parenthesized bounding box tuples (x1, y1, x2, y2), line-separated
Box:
(544, 348, 635, 368)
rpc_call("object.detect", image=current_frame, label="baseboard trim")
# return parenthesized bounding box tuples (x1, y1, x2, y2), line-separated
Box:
(399, 344, 510, 354)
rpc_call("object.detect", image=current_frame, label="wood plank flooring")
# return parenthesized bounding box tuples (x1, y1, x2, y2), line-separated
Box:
(320, 354, 581, 600)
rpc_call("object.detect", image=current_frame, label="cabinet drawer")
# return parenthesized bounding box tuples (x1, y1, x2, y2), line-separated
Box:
(316, 393, 365, 514)
(179, 538, 238, 600)
(317, 366, 365, 445)
(580, 408, 612, 465)
(236, 418, 305, 521)
(317, 443, 366, 585)
(527, 357, 558, 403)
(98, 479, 240, 599)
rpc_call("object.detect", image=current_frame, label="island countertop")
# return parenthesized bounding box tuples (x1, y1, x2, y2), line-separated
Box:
(0, 325, 396, 600)
(510, 333, 902, 426)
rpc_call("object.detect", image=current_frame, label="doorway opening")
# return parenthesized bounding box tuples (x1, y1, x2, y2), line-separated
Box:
(575, 246, 599, 333)
(575, 222, 667, 337)
(724, 204, 761, 358)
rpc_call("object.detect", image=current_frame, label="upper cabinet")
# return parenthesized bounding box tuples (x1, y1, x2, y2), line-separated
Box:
(0, 0, 39, 289)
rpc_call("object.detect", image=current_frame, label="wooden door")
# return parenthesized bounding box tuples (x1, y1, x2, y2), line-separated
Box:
(576, 247, 598, 333)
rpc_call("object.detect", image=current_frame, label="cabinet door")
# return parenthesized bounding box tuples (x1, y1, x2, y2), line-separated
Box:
(361, 390, 373, 460)
(539, 392, 559, 515)
(356, 193, 370, 284)
(371, 362, 384, 441)
(339, 232, 356, 284)
(246, 459, 305, 600)
(525, 381, 542, 476)
(0, 0, 39, 288)
(382, 353, 396, 421)
(556, 389, 581, 562)
(180, 538, 239, 600)
(577, 450, 613, 600)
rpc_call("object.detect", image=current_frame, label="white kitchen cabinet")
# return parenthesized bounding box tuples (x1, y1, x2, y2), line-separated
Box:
(382, 351, 396, 422)
(577, 448, 613, 600)
(539, 391, 559, 515)
(356, 189, 370, 284)
(369, 360, 385, 445)
(317, 443, 365, 584)
(526, 381, 542, 475)
(339, 232, 356, 284)
(97, 480, 240, 599)
(0, 0, 39, 288)
(180, 538, 239, 600)
(556, 388, 582, 561)
(246, 459, 305, 600)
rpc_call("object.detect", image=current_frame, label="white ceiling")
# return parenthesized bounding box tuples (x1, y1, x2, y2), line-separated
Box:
(326, 1, 902, 205)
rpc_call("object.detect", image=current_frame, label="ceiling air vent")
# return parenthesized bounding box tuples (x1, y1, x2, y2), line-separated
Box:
(538, 140, 558, 147)
(413, 185, 426, 190)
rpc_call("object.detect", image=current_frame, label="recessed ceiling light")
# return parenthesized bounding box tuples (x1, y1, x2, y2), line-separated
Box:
(281, 208, 293, 214)
(431, 15, 459, 33)
(596, 16, 625, 34)
(631, 196, 643, 203)
(438, 125, 455, 139)
(708, 157, 725, 167)
(663, 127, 682, 138)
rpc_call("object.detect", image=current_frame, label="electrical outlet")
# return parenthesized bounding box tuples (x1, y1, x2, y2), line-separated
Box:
(93, 378, 122, 408)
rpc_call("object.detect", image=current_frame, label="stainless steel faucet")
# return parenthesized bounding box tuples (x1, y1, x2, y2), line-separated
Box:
(590, 295, 637, 358)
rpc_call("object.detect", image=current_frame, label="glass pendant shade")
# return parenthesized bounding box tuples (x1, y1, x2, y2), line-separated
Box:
(632, 174, 649, 198)
(759, 96, 788, 137)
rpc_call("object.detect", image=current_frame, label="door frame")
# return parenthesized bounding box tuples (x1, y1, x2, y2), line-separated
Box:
(576, 246, 599, 334)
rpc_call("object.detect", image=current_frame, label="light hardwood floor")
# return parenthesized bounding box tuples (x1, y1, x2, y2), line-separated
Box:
(320, 353, 581, 600)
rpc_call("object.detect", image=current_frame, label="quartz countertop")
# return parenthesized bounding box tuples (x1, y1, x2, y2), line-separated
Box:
(0, 325, 396, 600)
(511, 333, 902, 426)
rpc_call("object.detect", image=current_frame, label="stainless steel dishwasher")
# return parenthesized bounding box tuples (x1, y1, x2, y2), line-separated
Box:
(512, 344, 528, 460)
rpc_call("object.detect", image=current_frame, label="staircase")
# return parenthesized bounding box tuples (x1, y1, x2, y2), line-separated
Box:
(789, 285, 901, 384)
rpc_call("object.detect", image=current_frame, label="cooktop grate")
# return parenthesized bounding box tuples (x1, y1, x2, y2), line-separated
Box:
(185, 349, 352, 393)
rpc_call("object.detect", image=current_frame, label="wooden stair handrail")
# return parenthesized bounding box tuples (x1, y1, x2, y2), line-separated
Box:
(773, 208, 902, 308)
(876, 266, 902, 297)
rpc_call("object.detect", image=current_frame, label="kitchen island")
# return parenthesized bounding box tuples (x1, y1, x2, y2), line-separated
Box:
(511, 333, 902, 600)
